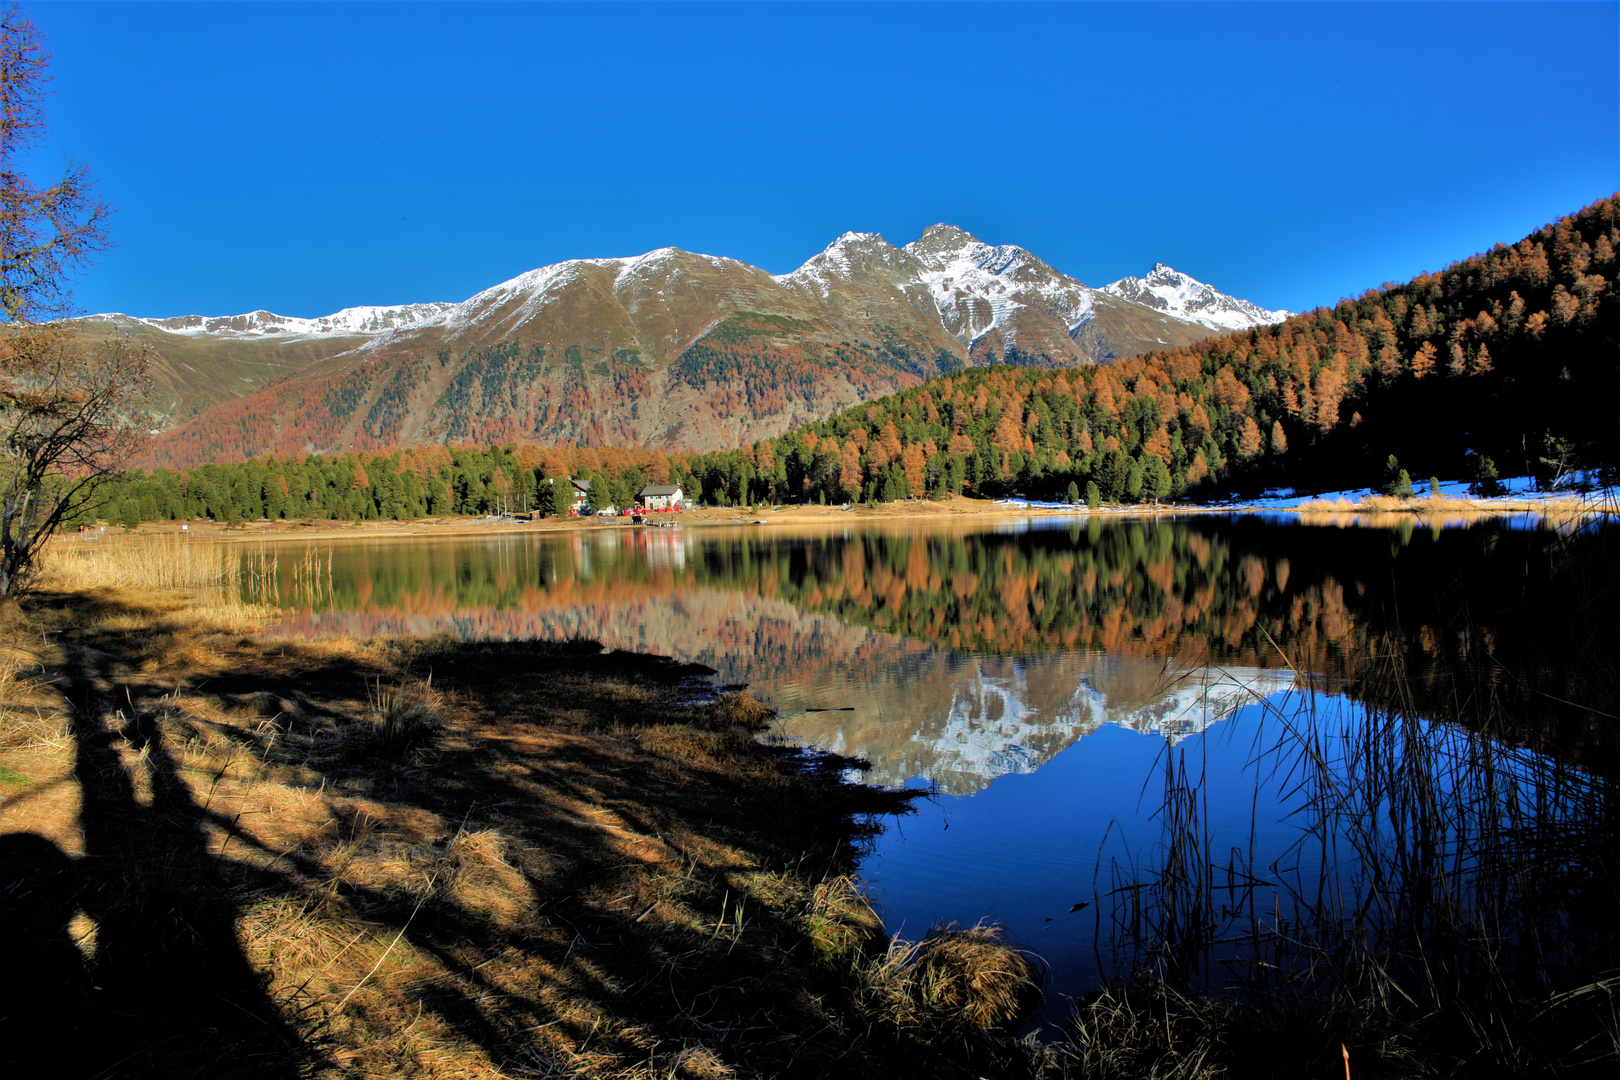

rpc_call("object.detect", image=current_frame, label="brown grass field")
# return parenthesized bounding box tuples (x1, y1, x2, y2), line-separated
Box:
(0, 545, 1050, 1079)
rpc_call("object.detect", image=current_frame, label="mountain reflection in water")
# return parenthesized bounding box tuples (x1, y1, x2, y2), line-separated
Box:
(248, 515, 1602, 787)
(245, 515, 1617, 1042)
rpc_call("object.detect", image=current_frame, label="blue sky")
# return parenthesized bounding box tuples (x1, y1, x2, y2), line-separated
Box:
(31, 2, 1620, 318)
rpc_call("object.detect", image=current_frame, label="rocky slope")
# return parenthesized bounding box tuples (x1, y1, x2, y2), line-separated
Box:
(115, 228, 1289, 466)
(1102, 263, 1294, 331)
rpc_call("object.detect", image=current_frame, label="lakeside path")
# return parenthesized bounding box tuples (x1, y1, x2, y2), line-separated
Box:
(97, 489, 1614, 546)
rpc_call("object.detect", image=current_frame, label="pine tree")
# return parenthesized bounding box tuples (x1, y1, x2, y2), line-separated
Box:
(1468, 453, 1506, 497)
(1409, 305, 1431, 338)
(1237, 416, 1263, 459)
(1143, 455, 1173, 506)
(1125, 460, 1143, 503)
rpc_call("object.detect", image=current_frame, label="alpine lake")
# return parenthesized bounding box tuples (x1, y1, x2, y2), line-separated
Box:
(235, 511, 1619, 1034)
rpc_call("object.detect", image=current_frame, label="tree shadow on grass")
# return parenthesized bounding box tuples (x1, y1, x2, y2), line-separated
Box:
(4, 593, 1027, 1079)
(1, 618, 306, 1078)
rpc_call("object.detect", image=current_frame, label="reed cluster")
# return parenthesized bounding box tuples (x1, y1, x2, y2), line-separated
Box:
(1081, 520, 1620, 1076)
(40, 533, 241, 591)
(857, 923, 1043, 1037)
(359, 676, 444, 760)
(237, 545, 334, 608)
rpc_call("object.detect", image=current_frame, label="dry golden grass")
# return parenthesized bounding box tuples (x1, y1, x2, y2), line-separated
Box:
(0, 610, 78, 853)
(40, 533, 241, 590)
(859, 923, 1043, 1037)
(0, 586, 1060, 1079)
(37, 535, 281, 634)
(802, 874, 887, 969)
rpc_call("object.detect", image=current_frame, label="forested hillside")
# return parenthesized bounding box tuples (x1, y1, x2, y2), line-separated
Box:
(674, 195, 1617, 506)
(89, 197, 1617, 525)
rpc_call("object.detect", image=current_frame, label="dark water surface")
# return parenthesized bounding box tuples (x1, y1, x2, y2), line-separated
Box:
(240, 514, 1615, 1027)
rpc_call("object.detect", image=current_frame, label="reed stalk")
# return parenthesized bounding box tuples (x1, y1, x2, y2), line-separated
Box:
(1082, 516, 1620, 1075)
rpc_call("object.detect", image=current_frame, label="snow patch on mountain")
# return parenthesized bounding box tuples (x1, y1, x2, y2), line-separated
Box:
(446, 247, 757, 337)
(1102, 263, 1293, 331)
(773, 231, 920, 301)
(89, 303, 457, 339)
(903, 225, 1097, 346)
(447, 261, 593, 336)
(774, 231, 867, 299)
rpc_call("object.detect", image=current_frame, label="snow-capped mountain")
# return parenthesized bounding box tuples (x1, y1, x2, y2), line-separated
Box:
(107, 225, 1295, 464)
(88, 302, 457, 339)
(1102, 263, 1293, 332)
(902, 224, 1097, 356)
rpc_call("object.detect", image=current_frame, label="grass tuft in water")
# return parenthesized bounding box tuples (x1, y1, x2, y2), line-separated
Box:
(860, 923, 1043, 1036)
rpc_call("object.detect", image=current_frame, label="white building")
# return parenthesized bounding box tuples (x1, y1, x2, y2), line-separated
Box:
(638, 483, 684, 510)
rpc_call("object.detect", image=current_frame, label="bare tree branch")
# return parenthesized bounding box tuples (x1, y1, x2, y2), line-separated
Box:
(0, 4, 111, 324)
(0, 5, 140, 595)
(0, 323, 153, 593)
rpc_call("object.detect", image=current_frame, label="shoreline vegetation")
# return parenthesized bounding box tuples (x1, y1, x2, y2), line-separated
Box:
(1, 545, 1060, 1079)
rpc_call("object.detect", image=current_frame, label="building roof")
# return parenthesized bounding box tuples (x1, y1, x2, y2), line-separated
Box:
(639, 483, 682, 497)
(569, 479, 590, 492)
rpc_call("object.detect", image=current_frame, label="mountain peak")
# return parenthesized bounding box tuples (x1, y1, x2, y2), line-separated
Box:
(825, 230, 891, 253)
(919, 223, 978, 242)
(775, 230, 918, 295)
(1102, 265, 1292, 332)
(908, 223, 985, 259)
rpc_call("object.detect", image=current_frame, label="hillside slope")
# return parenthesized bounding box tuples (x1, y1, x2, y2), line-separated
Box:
(67, 315, 365, 426)
(667, 195, 1618, 504)
(129, 228, 1284, 466)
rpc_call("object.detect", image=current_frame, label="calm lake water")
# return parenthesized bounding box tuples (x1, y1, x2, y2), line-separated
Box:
(238, 514, 1615, 1027)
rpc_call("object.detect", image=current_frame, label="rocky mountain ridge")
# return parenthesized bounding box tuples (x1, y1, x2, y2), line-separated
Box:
(103, 227, 1291, 466)
(1101, 262, 1294, 331)
(88, 302, 457, 339)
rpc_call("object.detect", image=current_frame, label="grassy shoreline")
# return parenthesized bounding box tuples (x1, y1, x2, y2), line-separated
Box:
(0, 574, 1055, 1079)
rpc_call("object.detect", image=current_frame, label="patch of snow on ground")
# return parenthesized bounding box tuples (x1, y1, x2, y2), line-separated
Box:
(992, 475, 1599, 520)
(1229, 475, 1540, 510)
